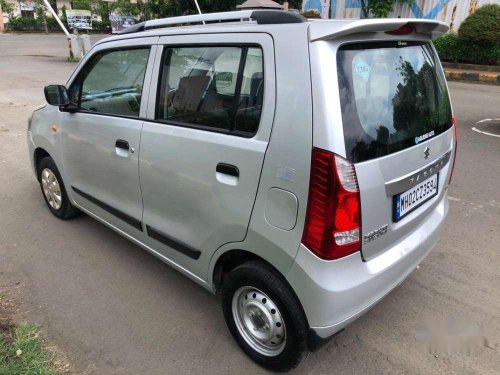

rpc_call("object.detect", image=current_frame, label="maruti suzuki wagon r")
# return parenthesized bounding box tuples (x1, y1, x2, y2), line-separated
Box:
(28, 10, 457, 371)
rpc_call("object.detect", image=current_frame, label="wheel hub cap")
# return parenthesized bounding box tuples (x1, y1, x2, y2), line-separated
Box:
(232, 286, 286, 356)
(41, 168, 62, 210)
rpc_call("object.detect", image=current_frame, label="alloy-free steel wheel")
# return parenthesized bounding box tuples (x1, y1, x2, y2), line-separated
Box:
(232, 286, 287, 357)
(222, 261, 308, 372)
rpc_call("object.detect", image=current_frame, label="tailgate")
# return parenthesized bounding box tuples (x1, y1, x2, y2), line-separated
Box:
(356, 132, 453, 260)
(336, 39, 454, 260)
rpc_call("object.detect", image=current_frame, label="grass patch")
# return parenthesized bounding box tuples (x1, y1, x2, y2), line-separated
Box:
(0, 324, 56, 374)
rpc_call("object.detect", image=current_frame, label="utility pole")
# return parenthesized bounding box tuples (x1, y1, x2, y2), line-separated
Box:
(193, 0, 204, 24)
(193, 0, 202, 15)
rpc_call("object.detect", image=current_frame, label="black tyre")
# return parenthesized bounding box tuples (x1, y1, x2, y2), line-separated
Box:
(37, 156, 80, 220)
(221, 261, 309, 372)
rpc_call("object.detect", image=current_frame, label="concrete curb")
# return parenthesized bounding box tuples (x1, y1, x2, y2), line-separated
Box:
(444, 69, 500, 85)
(442, 62, 500, 73)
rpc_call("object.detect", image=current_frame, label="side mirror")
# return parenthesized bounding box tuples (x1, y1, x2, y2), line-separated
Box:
(44, 85, 70, 106)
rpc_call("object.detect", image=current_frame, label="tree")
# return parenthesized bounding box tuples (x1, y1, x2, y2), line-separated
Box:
(458, 4, 500, 45)
(34, 0, 48, 33)
(110, 0, 140, 16)
(300, 9, 321, 19)
(360, 0, 415, 18)
(92, 0, 110, 21)
(71, 0, 92, 11)
(61, 4, 68, 21)
(0, 0, 16, 21)
(144, 0, 302, 19)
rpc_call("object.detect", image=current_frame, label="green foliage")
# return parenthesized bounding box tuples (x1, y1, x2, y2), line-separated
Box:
(93, 0, 110, 21)
(0, 324, 56, 374)
(141, 0, 302, 20)
(300, 10, 321, 19)
(8, 16, 51, 31)
(110, 0, 140, 16)
(360, 0, 415, 18)
(458, 4, 500, 45)
(0, 0, 16, 20)
(33, 0, 47, 19)
(433, 32, 500, 66)
(7, 16, 40, 31)
(72, 0, 92, 11)
(92, 19, 111, 31)
(60, 4, 68, 23)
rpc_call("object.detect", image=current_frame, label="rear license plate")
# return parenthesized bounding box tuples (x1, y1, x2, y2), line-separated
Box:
(393, 174, 439, 221)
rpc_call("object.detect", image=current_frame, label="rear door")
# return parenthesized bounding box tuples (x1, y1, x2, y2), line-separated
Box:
(139, 33, 275, 277)
(336, 40, 454, 260)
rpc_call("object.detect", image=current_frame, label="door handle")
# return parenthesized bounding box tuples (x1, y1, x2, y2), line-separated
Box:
(216, 163, 239, 177)
(115, 139, 130, 150)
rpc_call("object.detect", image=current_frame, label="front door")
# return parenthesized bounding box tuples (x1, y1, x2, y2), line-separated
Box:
(61, 44, 155, 234)
(139, 34, 275, 278)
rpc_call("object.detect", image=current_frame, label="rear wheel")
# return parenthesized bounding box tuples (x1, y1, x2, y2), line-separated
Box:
(37, 156, 79, 220)
(221, 261, 308, 372)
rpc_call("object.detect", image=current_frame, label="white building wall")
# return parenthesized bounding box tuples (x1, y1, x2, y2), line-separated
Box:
(303, 0, 500, 31)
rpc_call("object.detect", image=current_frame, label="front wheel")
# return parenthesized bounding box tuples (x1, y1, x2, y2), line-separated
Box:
(221, 261, 309, 372)
(37, 156, 80, 220)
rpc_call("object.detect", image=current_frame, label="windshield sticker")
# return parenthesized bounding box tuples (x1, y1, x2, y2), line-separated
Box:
(353, 57, 371, 82)
(415, 130, 435, 144)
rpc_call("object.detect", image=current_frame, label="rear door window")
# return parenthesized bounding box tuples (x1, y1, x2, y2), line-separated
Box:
(337, 41, 452, 163)
(156, 45, 264, 136)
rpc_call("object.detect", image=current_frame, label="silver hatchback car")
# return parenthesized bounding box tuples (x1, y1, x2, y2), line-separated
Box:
(28, 10, 457, 371)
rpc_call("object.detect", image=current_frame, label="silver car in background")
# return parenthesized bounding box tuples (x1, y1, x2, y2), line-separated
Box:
(28, 11, 457, 371)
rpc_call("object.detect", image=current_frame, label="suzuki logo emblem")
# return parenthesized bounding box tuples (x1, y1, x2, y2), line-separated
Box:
(424, 147, 430, 159)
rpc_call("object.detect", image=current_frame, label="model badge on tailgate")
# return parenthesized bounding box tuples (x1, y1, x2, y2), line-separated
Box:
(364, 225, 388, 243)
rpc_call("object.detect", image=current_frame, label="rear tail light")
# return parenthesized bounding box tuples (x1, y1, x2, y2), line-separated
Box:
(448, 116, 458, 185)
(302, 148, 361, 260)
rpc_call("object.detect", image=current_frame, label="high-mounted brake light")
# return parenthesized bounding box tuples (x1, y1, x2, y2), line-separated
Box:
(385, 25, 413, 35)
(448, 116, 458, 185)
(302, 148, 361, 260)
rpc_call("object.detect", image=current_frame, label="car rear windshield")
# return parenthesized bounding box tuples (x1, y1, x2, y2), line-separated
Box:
(337, 41, 452, 163)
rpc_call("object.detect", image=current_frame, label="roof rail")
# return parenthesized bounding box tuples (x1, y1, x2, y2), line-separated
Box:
(120, 10, 306, 34)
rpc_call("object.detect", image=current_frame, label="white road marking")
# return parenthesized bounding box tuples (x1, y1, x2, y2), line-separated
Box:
(471, 127, 500, 138)
(472, 119, 500, 138)
(448, 196, 461, 202)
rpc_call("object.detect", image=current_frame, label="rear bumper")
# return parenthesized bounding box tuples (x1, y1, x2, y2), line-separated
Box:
(287, 194, 448, 340)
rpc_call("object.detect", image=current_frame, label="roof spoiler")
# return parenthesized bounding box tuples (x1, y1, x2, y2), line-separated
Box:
(309, 19, 449, 42)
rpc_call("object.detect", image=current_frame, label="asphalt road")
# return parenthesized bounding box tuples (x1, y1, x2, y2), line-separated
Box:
(0, 34, 499, 374)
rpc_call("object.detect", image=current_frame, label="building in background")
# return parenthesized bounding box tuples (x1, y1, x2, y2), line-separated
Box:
(1, 0, 137, 26)
(237, 0, 284, 9)
(2, 0, 68, 19)
(302, 0, 499, 31)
